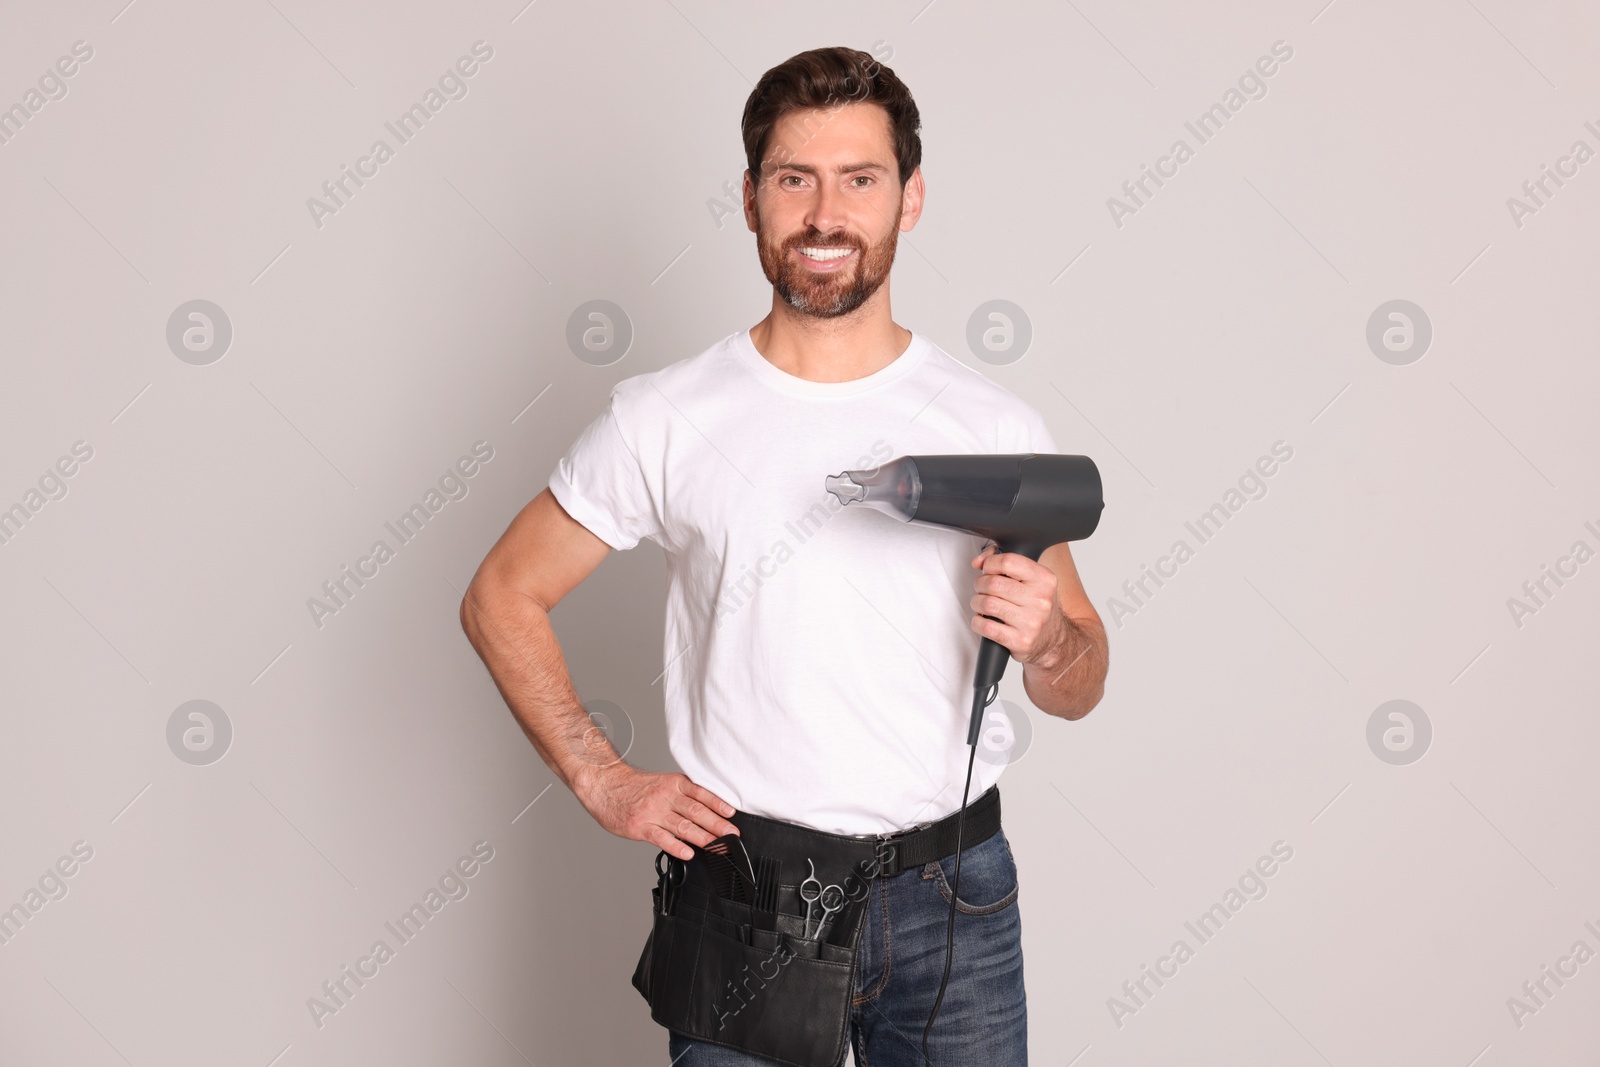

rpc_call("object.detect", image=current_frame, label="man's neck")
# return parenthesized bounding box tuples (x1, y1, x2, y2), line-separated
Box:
(747, 299, 913, 384)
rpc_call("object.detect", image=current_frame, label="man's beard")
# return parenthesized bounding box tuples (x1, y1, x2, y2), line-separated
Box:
(755, 206, 900, 319)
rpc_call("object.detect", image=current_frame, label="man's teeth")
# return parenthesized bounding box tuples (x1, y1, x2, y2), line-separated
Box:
(799, 247, 852, 260)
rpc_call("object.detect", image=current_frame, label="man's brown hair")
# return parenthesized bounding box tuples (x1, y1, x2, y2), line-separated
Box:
(741, 46, 922, 190)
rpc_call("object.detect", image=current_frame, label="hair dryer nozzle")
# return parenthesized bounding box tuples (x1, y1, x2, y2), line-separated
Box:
(824, 473, 866, 505)
(825, 457, 922, 521)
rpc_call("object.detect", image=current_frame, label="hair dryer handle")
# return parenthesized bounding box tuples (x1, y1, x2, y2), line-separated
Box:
(966, 539, 1045, 746)
(968, 636, 1012, 745)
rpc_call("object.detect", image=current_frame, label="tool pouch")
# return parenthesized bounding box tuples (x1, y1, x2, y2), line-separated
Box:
(631, 812, 893, 1067)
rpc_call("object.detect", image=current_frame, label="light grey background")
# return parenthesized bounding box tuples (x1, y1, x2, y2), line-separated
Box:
(2, 1, 1596, 1064)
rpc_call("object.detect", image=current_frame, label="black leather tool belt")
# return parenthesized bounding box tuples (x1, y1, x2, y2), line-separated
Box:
(631, 785, 1002, 1067)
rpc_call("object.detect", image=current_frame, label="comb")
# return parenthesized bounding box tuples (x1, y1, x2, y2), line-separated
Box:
(696, 834, 757, 904)
(752, 854, 781, 928)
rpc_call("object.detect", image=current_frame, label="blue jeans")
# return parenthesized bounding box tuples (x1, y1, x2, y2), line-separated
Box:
(668, 827, 1027, 1066)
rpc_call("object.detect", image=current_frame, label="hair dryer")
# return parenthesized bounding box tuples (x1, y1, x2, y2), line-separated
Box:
(824, 452, 1103, 1066)
(825, 453, 1104, 744)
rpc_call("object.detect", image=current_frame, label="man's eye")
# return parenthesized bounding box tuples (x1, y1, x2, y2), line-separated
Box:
(852, 176, 873, 187)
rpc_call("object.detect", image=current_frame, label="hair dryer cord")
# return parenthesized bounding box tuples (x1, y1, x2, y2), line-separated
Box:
(921, 680, 996, 1065)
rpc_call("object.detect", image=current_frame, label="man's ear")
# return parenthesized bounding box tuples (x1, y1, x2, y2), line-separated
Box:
(899, 165, 925, 231)
(743, 169, 759, 233)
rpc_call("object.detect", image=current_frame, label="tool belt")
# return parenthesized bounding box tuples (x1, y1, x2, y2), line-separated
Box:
(631, 785, 1002, 1067)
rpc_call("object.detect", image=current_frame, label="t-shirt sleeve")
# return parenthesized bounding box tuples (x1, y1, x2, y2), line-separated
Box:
(1028, 411, 1060, 454)
(1003, 400, 1061, 454)
(547, 393, 663, 551)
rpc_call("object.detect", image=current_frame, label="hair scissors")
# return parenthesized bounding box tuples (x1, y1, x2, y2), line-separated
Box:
(655, 850, 685, 915)
(799, 858, 843, 939)
(817, 884, 844, 937)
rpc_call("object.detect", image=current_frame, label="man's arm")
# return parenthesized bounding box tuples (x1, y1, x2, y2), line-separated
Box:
(969, 540, 1108, 721)
(1021, 541, 1107, 720)
(460, 487, 739, 859)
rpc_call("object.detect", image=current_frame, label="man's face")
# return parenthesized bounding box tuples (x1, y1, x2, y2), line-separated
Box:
(746, 102, 918, 319)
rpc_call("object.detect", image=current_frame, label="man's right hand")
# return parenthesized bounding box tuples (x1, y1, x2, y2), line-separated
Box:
(574, 762, 740, 861)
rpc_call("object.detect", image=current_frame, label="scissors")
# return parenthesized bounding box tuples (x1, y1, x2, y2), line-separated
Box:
(655, 850, 685, 915)
(817, 885, 845, 937)
(799, 858, 844, 939)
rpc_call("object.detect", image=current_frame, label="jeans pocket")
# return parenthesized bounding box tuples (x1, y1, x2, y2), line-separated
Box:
(924, 830, 1019, 915)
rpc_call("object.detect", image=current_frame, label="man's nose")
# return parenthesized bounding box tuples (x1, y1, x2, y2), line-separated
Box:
(805, 181, 850, 234)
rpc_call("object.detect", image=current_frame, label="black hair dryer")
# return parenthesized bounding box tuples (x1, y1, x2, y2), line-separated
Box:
(825, 454, 1104, 746)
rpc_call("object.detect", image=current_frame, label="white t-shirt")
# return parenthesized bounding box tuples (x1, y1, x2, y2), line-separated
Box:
(548, 327, 1061, 835)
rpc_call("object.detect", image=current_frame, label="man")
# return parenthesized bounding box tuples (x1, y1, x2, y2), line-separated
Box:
(461, 46, 1107, 1066)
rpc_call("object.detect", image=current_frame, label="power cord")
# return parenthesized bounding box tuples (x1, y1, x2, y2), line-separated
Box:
(921, 680, 996, 1065)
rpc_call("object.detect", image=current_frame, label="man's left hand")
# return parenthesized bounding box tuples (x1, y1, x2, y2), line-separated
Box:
(969, 543, 1069, 669)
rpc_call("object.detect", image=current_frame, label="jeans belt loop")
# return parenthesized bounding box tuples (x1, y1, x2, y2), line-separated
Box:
(875, 822, 930, 878)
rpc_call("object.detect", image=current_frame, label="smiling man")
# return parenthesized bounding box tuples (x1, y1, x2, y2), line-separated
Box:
(461, 46, 1107, 1066)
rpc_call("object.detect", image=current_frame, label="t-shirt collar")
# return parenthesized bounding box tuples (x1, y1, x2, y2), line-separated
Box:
(731, 327, 929, 398)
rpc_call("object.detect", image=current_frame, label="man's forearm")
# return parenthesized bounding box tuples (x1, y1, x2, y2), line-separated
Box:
(459, 583, 621, 794)
(1021, 614, 1108, 721)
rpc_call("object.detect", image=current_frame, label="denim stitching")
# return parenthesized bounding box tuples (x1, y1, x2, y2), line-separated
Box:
(922, 837, 1019, 916)
(852, 872, 893, 1005)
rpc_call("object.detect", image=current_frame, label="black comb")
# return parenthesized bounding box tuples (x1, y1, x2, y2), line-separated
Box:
(752, 854, 781, 927)
(696, 834, 757, 904)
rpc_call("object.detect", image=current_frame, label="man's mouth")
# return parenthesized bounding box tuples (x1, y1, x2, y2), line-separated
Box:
(795, 245, 855, 266)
